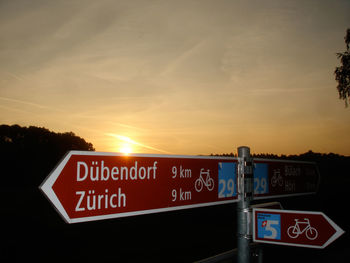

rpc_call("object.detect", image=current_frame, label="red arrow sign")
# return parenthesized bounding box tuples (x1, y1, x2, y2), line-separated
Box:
(253, 208, 344, 249)
(40, 151, 320, 223)
(253, 159, 320, 199)
(40, 151, 239, 223)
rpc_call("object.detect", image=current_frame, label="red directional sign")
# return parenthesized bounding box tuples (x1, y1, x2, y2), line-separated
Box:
(253, 159, 320, 199)
(40, 151, 320, 223)
(251, 201, 283, 210)
(40, 151, 239, 223)
(253, 208, 344, 249)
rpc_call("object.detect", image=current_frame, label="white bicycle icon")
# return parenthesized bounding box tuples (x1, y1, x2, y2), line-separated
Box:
(271, 169, 283, 187)
(195, 168, 214, 192)
(287, 218, 318, 240)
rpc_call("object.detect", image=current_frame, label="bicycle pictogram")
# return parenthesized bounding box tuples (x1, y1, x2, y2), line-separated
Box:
(287, 218, 318, 240)
(271, 169, 283, 187)
(195, 168, 214, 192)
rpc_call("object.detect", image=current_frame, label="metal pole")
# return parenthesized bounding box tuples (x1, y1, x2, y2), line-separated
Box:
(237, 146, 253, 263)
(257, 246, 263, 263)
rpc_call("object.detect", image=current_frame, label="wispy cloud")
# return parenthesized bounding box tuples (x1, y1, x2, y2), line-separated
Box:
(160, 39, 208, 77)
(0, 96, 64, 112)
(0, 104, 30, 114)
(2, 71, 25, 81)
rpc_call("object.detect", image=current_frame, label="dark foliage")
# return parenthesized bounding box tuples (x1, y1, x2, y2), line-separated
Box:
(0, 124, 94, 187)
(335, 28, 350, 106)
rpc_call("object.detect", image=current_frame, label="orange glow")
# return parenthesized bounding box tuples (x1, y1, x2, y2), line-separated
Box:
(119, 143, 133, 155)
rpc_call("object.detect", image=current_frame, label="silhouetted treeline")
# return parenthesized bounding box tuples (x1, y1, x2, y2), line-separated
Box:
(212, 150, 350, 178)
(0, 124, 94, 187)
(211, 150, 349, 161)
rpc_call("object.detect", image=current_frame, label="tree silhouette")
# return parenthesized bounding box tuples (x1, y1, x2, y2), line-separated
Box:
(0, 124, 94, 187)
(334, 28, 350, 107)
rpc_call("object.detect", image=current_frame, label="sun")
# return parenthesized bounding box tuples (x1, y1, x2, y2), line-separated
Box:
(106, 133, 168, 155)
(119, 143, 133, 155)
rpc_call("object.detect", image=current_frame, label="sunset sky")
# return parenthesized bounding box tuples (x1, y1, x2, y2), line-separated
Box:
(1, 0, 350, 155)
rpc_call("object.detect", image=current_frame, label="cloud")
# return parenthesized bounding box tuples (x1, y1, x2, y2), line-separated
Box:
(0, 96, 63, 112)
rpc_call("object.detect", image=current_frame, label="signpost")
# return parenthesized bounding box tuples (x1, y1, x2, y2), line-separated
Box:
(40, 147, 344, 262)
(253, 208, 344, 249)
(40, 151, 320, 224)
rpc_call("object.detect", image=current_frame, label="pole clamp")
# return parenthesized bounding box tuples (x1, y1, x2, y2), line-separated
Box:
(237, 157, 254, 199)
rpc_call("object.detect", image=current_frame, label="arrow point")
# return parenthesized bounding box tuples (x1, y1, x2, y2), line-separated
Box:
(320, 213, 345, 248)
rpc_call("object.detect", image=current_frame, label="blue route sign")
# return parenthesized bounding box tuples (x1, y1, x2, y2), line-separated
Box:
(218, 162, 237, 198)
(257, 212, 281, 240)
(254, 163, 269, 195)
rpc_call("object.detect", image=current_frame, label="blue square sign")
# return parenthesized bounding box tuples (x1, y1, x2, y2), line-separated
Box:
(254, 163, 269, 194)
(257, 213, 281, 240)
(218, 162, 237, 198)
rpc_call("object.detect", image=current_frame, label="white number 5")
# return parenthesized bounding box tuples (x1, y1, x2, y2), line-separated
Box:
(264, 220, 279, 239)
